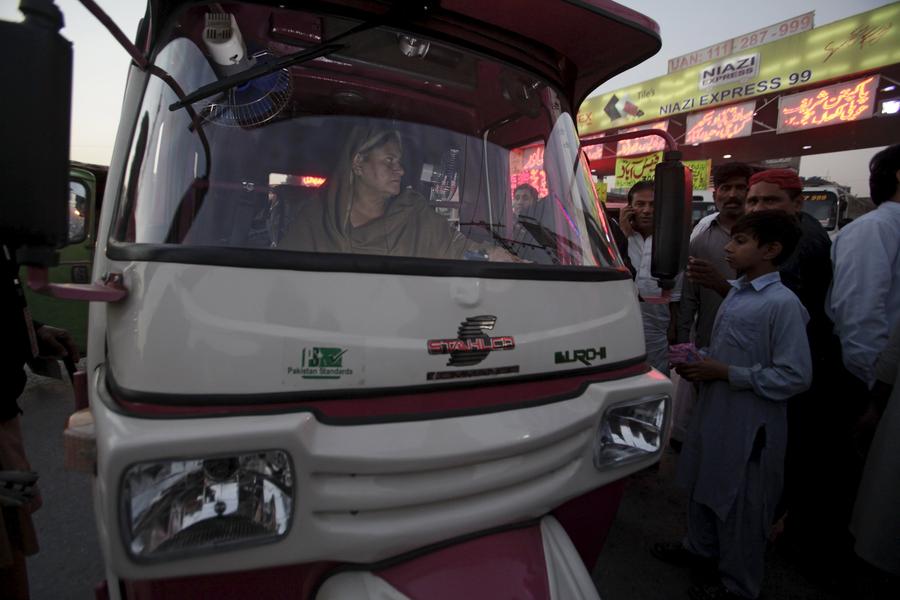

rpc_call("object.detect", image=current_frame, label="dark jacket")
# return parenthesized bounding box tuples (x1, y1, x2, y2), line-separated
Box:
(1, 244, 35, 420)
(779, 212, 838, 367)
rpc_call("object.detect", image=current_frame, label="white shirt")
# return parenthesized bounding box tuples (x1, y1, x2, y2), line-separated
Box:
(627, 232, 683, 373)
(627, 232, 683, 304)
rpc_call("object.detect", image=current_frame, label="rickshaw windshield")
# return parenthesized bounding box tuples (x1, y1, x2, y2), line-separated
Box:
(111, 3, 624, 271)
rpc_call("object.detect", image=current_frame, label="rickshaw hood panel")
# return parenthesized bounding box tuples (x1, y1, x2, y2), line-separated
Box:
(105, 261, 645, 398)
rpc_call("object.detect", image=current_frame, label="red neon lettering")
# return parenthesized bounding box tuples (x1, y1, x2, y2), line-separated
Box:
(300, 176, 327, 188)
(616, 121, 668, 157)
(617, 136, 665, 157)
(509, 144, 549, 198)
(522, 146, 545, 170)
(686, 104, 754, 144)
(780, 76, 876, 130)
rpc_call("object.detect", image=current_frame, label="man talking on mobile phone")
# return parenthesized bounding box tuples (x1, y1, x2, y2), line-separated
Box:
(619, 180, 682, 375)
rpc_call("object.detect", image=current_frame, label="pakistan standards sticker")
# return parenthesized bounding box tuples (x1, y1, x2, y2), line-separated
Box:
(282, 338, 365, 387)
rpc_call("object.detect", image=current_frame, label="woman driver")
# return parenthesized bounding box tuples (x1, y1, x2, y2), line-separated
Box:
(279, 127, 516, 261)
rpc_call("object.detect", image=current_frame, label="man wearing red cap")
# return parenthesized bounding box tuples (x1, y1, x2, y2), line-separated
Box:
(745, 169, 834, 343)
(745, 168, 854, 573)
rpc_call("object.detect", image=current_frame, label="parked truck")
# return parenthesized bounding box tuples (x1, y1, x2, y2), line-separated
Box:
(801, 184, 874, 240)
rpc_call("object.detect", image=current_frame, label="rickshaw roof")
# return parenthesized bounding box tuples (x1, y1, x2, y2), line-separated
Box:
(145, 0, 661, 107)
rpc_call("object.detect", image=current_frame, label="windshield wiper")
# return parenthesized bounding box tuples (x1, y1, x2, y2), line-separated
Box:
(169, 17, 385, 112)
(169, 43, 344, 111)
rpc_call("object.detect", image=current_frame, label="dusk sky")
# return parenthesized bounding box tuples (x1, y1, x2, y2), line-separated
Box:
(1, 0, 894, 195)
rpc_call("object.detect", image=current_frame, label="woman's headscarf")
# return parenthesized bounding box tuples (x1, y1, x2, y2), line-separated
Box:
(279, 124, 474, 258)
(316, 126, 403, 253)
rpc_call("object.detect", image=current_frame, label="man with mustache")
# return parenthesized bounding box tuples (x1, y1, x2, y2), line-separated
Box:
(620, 180, 682, 374)
(677, 162, 753, 350)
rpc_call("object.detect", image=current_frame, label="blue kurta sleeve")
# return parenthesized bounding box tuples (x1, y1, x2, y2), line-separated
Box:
(829, 220, 894, 388)
(727, 296, 812, 401)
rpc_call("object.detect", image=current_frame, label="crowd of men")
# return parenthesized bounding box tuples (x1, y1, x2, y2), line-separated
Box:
(614, 144, 900, 600)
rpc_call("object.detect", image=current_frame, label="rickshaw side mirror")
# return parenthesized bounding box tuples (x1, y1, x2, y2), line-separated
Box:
(67, 177, 90, 246)
(651, 151, 692, 283)
(0, 1, 72, 266)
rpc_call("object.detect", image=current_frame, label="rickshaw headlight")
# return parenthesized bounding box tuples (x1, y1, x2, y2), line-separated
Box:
(593, 395, 668, 469)
(120, 450, 293, 560)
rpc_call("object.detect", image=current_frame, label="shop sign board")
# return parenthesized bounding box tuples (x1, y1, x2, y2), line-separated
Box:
(582, 135, 606, 161)
(685, 100, 756, 145)
(686, 159, 712, 191)
(510, 143, 548, 197)
(616, 121, 669, 156)
(777, 75, 879, 133)
(578, 4, 900, 136)
(615, 153, 662, 188)
(668, 12, 814, 73)
(615, 153, 710, 190)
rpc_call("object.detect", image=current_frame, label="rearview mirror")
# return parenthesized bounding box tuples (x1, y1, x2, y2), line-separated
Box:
(68, 179, 88, 245)
(651, 151, 692, 283)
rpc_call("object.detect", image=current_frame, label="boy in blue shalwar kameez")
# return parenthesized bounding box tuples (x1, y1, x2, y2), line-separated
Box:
(656, 210, 813, 600)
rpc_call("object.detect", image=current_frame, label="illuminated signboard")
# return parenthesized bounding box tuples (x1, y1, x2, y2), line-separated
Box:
(616, 121, 669, 157)
(615, 152, 663, 188)
(578, 4, 900, 135)
(777, 75, 879, 133)
(686, 159, 712, 191)
(270, 173, 328, 188)
(668, 12, 814, 73)
(616, 153, 711, 190)
(299, 175, 327, 188)
(582, 135, 606, 161)
(686, 101, 755, 144)
(583, 145, 605, 161)
(509, 143, 549, 198)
